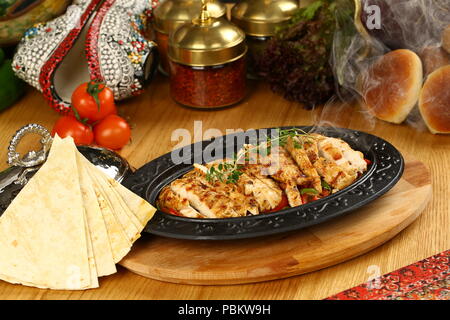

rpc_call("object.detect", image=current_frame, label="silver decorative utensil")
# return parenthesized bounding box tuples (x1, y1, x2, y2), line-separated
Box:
(0, 123, 132, 214)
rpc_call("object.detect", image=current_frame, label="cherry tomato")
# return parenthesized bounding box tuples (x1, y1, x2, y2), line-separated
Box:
(301, 194, 320, 204)
(321, 189, 331, 197)
(51, 116, 94, 146)
(93, 114, 131, 150)
(265, 194, 289, 213)
(71, 81, 116, 122)
(166, 208, 182, 217)
(301, 194, 308, 204)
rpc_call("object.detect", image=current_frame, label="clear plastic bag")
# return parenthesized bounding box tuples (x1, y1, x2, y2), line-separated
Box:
(324, 0, 450, 134)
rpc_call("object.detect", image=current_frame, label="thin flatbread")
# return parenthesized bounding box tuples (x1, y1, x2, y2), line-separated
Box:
(77, 149, 131, 264)
(105, 177, 156, 227)
(78, 153, 155, 228)
(82, 158, 141, 243)
(77, 152, 117, 276)
(84, 159, 144, 231)
(95, 190, 132, 263)
(82, 206, 99, 288)
(0, 136, 95, 289)
(0, 213, 38, 286)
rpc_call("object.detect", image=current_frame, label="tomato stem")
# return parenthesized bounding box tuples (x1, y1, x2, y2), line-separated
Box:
(69, 104, 92, 129)
(70, 104, 82, 121)
(87, 81, 105, 111)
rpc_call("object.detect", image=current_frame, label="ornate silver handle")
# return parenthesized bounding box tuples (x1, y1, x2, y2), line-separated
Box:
(7, 123, 53, 168)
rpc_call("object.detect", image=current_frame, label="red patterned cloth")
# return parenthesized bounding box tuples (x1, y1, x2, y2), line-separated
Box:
(326, 250, 449, 300)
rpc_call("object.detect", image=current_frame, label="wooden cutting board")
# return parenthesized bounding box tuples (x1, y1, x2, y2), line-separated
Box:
(120, 155, 431, 285)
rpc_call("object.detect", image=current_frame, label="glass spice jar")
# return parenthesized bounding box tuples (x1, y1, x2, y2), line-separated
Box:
(170, 58, 247, 108)
(231, 0, 298, 79)
(153, 0, 226, 76)
(168, 4, 247, 109)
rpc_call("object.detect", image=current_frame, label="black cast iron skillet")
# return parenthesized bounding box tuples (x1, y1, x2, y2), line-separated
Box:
(122, 126, 404, 240)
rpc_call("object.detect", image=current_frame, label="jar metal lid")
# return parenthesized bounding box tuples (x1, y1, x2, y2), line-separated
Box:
(168, 17, 247, 67)
(153, 0, 226, 35)
(231, 0, 299, 37)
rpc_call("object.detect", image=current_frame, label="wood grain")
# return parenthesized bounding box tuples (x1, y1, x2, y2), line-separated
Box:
(0, 75, 448, 300)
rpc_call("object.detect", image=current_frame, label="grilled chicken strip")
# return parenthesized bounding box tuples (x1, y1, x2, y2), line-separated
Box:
(314, 135, 367, 176)
(313, 158, 356, 191)
(239, 167, 283, 212)
(189, 164, 259, 215)
(302, 135, 320, 164)
(157, 186, 204, 218)
(242, 145, 303, 207)
(199, 161, 281, 213)
(302, 135, 356, 191)
(242, 144, 311, 185)
(169, 172, 249, 218)
(284, 136, 322, 193)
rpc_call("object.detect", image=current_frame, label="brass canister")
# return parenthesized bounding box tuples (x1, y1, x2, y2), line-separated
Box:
(168, 2, 247, 108)
(153, 0, 226, 74)
(231, 0, 299, 77)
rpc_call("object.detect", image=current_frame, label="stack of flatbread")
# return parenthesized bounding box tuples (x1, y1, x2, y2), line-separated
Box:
(0, 135, 156, 290)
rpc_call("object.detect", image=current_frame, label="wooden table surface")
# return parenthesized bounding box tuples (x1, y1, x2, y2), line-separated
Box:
(0, 75, 448, 300)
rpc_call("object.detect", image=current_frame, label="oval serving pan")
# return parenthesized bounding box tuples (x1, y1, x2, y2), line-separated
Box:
(122, 126, 404, 240)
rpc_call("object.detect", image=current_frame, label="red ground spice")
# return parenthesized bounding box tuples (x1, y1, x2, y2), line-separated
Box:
(169, 57, 247, 108)
(155, 30, 170, 74)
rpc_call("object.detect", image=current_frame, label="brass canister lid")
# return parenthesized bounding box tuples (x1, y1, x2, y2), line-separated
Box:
(153, 0, 226, 35)
(231, 0, 299, 37)
(168, 4, 247, 67)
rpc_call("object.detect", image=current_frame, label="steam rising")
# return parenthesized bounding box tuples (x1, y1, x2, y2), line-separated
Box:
(314, 0, 450, 133)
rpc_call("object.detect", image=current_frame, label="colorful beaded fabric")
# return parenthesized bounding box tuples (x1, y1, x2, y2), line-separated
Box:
(86, 0, 160, 100)
(12, 0, 159, 114)
(326, 250, 449, 300)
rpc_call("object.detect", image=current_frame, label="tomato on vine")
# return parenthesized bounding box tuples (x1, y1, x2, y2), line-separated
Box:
(71, 81, 116, 122)
(51, 116, 94, 146)
(93, 114, 131, 150)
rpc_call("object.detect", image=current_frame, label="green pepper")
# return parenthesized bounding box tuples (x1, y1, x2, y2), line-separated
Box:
(0, 48, 25, 112)
(300, 188, 319, 195)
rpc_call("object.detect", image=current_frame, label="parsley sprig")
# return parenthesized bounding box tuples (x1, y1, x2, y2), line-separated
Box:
(204, 128, 315, 184)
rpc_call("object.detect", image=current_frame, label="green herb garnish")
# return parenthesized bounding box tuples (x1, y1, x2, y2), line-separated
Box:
(205, 128, 315, 184)
(321, 179, 332, 191)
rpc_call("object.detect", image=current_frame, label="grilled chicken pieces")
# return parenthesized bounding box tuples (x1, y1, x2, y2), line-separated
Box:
(284, 136, 323, 194)
(157, 134, 367, 218)
(157, 186, 204, 218)
(310, 134, 367, 191)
